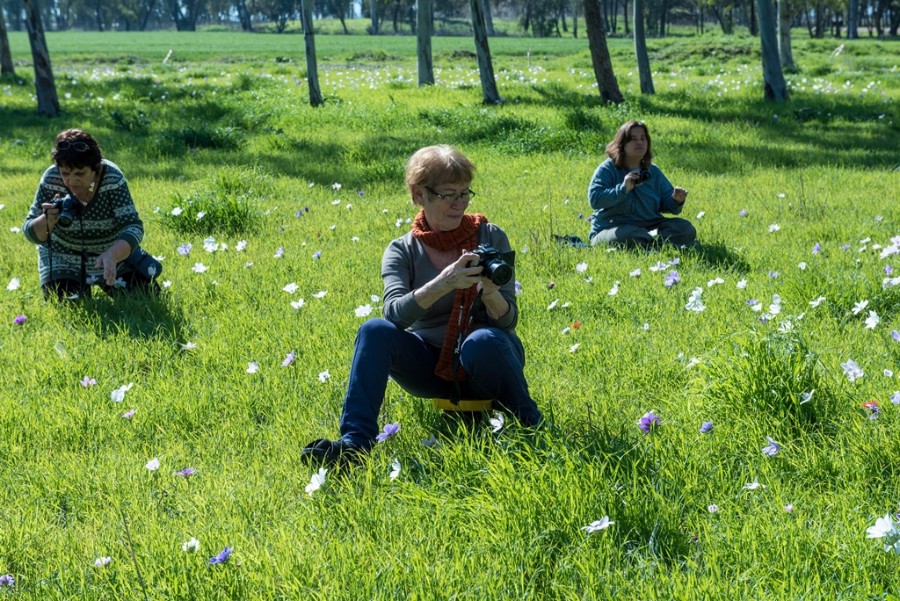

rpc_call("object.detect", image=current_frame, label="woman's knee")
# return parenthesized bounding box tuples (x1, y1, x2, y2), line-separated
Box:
(461, 328, 523, 366)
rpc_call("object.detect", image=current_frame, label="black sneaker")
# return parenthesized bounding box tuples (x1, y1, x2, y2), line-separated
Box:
(300, 438, 362, 466)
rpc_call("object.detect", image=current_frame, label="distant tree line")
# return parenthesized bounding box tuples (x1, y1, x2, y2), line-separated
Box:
(0, 0, 897, 36)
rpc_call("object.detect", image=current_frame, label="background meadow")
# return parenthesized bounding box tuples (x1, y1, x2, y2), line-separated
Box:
(1, 29, 899, 599)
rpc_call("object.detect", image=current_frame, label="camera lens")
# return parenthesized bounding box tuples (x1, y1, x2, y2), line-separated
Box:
(484, 260, 512, 286)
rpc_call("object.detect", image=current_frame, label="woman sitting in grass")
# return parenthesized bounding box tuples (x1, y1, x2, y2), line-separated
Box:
(302, 145, 542, 465)
(587, 120, 697, 248)
(22, 129, 161, 300)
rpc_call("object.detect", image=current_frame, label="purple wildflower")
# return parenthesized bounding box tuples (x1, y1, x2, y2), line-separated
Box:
(295, 209, 304, 217)
(209, 547, 232, 564)
(893, 330, 900, 342)
(0, 574, 13, 587)
(177, 243, 191, 256)
(768, 271, 780, 279)
(282, 351, 295, 367)
(700, 421, 714, 434)
(886, 264, 894, 275)
(514, 281, 523, 296)
(80, 376, 97, 387)
(13, 314, 26, 325)
(357, 189, 365, 196)
(761, 436, 781, 457)
(812, 242, 821, 255)
(175, 467, 197, 477)
(638, 411, 660, 434)
(739, 209, 748, 217)
(121, 409, 136, 419)
(841, 243, 851, 250)
(746, 298, 759, 306)
(312, 250, 322, 259)
(274, 246, 284, 258)
(890, 392, 900, 405)
(664, 270, 680, 288)
(376, 422, 400, 443)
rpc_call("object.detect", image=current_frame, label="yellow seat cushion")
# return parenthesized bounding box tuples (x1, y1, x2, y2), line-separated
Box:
(431, 398, 493, 412)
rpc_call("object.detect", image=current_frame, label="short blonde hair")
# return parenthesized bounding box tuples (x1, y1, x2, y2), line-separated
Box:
(405, 145, 476, 197)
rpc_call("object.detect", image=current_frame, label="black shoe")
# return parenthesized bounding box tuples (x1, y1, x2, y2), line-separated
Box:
(301, 438, 362, 466)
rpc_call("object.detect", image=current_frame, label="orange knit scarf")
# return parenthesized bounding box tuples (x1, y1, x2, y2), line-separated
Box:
(411, 209, 488, 381)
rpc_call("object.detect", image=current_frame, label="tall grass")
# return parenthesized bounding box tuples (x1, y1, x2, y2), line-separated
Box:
(0, 31, 898, 599)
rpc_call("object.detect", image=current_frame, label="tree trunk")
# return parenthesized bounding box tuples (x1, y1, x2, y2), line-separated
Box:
(482, 0, 494, 35)
(369, 0, 379, 33)
(469, 0, 501, 103)
(23, 0, 59, 117)
(0, 10, 15, 76)
(236, 0, 253, 31)
(634, 0, 654, 94)
(658, 0, 668, 36)
(300, 0, 323, 107)
(847, 0, 858, 37)
(572, 0, 578, 37)
(583, 0, 623, 104)
(777, 0, 795, 69)
(749, 0, 758, 34)
(757, 0, 788, 101)
(417, 0, 434, 85)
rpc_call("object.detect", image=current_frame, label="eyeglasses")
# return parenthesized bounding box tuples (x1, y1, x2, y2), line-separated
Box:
(425, 186, 476, 203)
(57, 141, 91, 152)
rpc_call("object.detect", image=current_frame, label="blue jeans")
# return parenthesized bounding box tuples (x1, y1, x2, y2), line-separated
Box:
(339, 318, 542, 448)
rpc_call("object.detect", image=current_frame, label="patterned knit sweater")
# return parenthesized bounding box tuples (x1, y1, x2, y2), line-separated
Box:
(23, 160, 144, 286)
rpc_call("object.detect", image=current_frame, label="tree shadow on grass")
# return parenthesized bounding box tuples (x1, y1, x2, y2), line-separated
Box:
(73, 290, 190, 342)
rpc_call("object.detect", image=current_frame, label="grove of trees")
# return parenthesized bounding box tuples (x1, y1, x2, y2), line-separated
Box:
(0, 0, 897, 36)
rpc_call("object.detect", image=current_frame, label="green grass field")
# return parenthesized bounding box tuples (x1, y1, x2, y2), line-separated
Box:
(1, 29, 899, 599)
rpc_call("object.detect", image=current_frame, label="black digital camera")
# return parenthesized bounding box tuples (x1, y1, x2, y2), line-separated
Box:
(470, 244, 514, 286)
(52, 195, 81, 227)
(638, 169, 651, 182)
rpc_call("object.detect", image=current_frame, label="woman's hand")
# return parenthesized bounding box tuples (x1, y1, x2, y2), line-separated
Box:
(413, 252, 482, 310)
(95, 241, 132, 287)
(673, 187, 688, 204)
(623, 171, 642, 192)
(439, 252, 484, 292)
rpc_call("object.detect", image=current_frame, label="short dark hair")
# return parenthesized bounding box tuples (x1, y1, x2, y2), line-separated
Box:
(52, 129, 103, 171)
(605, 120, 652, 169)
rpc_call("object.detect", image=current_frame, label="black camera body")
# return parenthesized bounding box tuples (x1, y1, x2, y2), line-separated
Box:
(638, 169, 651, 182)
(470, 244, 514, 286)
(52, 195, 81, 227)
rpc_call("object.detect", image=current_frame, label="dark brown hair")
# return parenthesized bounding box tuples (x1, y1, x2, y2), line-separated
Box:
(605, 120, 652, 169)
(52, 129, 103, 171)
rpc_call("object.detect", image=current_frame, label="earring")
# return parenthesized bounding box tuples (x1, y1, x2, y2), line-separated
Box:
(88, 182, 95, 193)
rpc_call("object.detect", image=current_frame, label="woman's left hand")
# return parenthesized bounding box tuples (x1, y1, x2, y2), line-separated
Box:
(673, 187, 688, 204)
(96, 251, 120, 286)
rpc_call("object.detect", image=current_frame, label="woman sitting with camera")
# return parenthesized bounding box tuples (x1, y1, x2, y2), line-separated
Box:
(302, 145, 542, 465)
(588, 120, 696, 248)
(22, 129, 160, 300)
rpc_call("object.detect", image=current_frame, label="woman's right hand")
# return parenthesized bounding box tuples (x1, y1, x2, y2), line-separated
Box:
(439, 252, 483, 292)
(623, 171, 641, 192)
(41, 197, 61, 232)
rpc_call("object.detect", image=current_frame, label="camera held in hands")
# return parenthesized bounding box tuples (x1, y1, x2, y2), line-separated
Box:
(51, 195, 81, 227)
(469, 244, 514, 286)
(638, 169, 651, 183)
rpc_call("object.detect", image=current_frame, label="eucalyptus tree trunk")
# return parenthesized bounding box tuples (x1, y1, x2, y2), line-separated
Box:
(583, 0, 623, 104)
(369, 0, 379, 33)
(757, 0, 788, 101)
(23, 0, 59, 117)
(777, 0, 795, 69)
(633, 0, 654, 94)
(0, 12, 15, 76)
(416, 0, 434, 85)
(482, 0, 495, 35)
(469, 0, 501, 104)
(300, 0, 323, 107)
(847, 0, 859, 37)
(572, 0, 578, 37)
